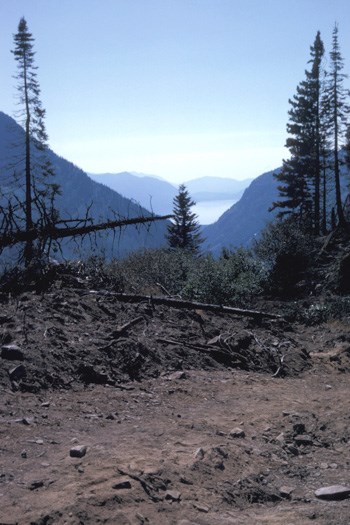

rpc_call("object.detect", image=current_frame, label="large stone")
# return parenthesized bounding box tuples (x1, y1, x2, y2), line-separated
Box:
(294, 434, 313, 446)
(315, 485, 350, 500)
(112, 479, 132, 490)
(8, 364, 26, 381)
(165, 490, 181, 501)
(279, 486, 294, 498)
(194, 447, 205, 459)
(69, 445, 87, 458)
(229, 427, 245, 438)
(1, 344, 24, 361)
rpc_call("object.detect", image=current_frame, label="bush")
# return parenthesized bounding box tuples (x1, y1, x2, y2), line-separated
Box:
(109, 248, 194, 295)
(182, 248, 266, 306)
(108, 247, 266, 306)
(254, 219, 317, 297)
(282, 297, 350, 325)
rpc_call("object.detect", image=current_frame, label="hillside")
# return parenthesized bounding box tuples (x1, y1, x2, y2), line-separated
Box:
(203, 170, 280, 254)
(1, 254, 350, 524)
(89, 172, 178, 216)
(0, 112, 168, 259)
(203, 161, 350, 254)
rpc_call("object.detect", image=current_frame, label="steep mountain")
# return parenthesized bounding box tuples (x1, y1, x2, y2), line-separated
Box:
(0, 112, 168, 259)
(203, 160, 350, 255)
(202, 170, 279, 254)
(88, 172, 177, 216)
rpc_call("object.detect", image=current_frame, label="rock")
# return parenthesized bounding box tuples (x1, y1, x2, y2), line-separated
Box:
(315, 485, 350, 500)
(18, 417, 34, 425)
(8, 364, 26, 381)
(28, 480, 44, 490)
(193, 503, 209, 512)
(195, 447, 205, 459)
(165, 490, 181, 501)
(285, 445, 299, 456)
(41, 401, 50, 408)
(78, 364, 110, 385)
(112, 480, 132, 490)
(69, 445, 87, 458)
(293, 423, 306, 434)
(279, 486, 294, 498)
(180, 476, 193, 485)
(168, 371, 189, 380)
(294, 434, 313, 446)
(275, 432, 285, 443)
(1, 344, 24, 361)
(21, 450, 27, 458)
(229, 427, 245, 438)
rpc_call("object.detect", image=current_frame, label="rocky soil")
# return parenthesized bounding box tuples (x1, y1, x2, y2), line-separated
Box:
(1, 265, 350, 524)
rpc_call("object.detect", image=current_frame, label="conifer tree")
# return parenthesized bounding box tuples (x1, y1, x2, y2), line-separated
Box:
(272, 32, 326, 233)
(11, 17, 59, 264)
(322, 24, 350, 227)
(167, 184, 203, 253)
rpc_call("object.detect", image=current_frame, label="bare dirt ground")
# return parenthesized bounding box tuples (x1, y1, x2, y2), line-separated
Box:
(1, 268, 350, 524)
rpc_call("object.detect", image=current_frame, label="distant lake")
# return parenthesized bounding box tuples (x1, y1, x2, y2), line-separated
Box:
(193, 199, 237, 226)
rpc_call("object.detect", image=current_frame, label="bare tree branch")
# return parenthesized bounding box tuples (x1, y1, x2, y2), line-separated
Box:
(0, 214, 173, 250)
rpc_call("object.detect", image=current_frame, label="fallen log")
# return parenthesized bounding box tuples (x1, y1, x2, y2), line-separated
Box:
(0, 214, 173, 249)
(88, 291, 282, 320)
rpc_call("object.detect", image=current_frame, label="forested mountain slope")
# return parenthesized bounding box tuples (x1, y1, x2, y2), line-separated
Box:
(0, 112, 168, 259)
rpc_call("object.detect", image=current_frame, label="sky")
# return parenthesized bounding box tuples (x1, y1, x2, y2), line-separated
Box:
(1, 0, 350, 184)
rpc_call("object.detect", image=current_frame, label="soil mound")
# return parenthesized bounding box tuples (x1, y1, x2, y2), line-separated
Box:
(0, 264, 311, 393)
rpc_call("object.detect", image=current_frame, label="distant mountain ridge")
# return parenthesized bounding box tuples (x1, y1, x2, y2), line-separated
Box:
(89, 172, 252, 217)
(89, 172, 177, 216)
(184, 176, 252, 202)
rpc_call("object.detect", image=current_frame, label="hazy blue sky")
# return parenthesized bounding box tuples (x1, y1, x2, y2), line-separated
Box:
(1, 0, 350, 183)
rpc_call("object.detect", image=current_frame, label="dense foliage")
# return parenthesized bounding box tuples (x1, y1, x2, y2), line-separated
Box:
(110, 247, 266, 306)
(272, 26, 350, 234)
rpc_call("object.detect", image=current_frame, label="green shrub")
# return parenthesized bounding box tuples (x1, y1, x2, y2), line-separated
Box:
(109, 248, 194, 295)
(254, 219, 317, 297)
(182, 248, 266, 306)
(108, 247, 266, 306)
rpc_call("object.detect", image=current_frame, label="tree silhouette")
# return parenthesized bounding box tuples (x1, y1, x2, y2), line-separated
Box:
(322, 24, 350, 227)
(0, 18, 171, 266)
(11, 17, 59, 264)
(272, 32, 327, 233)
(167, 184, 203, 253)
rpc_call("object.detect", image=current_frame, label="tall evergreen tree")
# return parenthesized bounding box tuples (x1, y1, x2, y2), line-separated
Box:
(167, 184, 203, 253)
(11, 17, 59, 264)
(322, 24, 350, 227)
(308, 32, 326, 234)
(272, 32, 326, 233)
